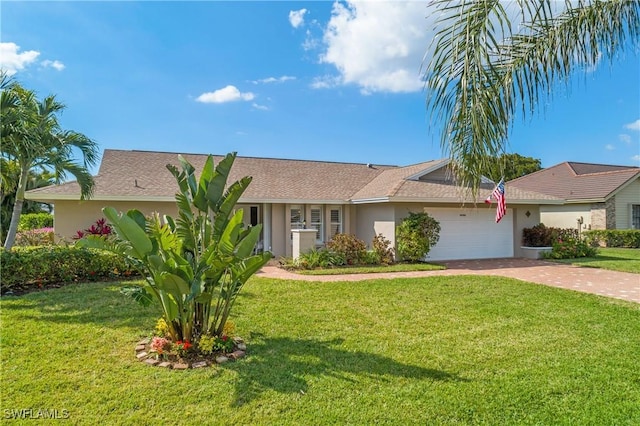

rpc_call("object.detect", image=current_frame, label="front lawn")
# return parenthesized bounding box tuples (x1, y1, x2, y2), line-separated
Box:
(550, 247, 640, 273)
(2, 276, 639, 424)
(296, 262, 445, 275)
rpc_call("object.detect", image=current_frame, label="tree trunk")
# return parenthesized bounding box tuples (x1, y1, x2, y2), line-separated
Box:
(3, 167, 28, 250)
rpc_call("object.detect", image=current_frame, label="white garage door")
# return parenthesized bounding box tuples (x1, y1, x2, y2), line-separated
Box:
(423, 207, 513, 261)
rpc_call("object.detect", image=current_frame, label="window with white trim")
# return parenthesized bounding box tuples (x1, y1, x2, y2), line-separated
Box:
(329, 206, 342, 237)
(632, 204, 640, 229)
(290, 205, 303, 230)
(310, 205, 323, 243)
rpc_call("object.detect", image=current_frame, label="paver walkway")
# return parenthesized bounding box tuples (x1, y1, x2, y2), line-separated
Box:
(257, 258, 640, 303)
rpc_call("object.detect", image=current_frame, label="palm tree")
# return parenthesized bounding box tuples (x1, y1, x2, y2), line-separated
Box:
(1, 160, 55, 243)
(1, 77, 98, 250)
(424, 0, 640, 193)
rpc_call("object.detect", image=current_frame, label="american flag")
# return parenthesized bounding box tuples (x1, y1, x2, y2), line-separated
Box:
(485, 180, 506, 223)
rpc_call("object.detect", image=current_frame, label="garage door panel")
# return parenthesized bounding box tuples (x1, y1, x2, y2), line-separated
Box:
(423, 208, 513, 261)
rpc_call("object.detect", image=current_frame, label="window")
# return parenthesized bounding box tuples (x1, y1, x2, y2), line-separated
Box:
(330, 206, 342, 236)
(290, 205, 303, 230)
(250, 206, 259, 227)
(633, 204, 640, 229)
(310, 205, 323, 242)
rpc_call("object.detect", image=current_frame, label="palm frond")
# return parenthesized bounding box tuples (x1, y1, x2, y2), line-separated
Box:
(425, 0, 640, 194)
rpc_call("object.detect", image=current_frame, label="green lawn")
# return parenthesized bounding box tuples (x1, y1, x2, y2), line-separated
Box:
(2, 276, 639, 424)
(297, 262, 445, 275)
(551, 247, 640, 273)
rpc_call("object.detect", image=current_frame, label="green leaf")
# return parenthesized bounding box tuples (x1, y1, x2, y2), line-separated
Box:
(120, 286, 153, 307)
(158, 271, 190, 297)
(212, 177, 252, 239)
(207, 152, 237, 212)
(218, 209, 244, 256)
(102, 207, 152, 259)
(235, 224, 262, 259)
(178, 155, 198, 198)
(193, 155, 214, 212)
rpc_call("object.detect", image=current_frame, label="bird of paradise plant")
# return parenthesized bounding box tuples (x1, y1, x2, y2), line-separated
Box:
(78, 152, 271, 342)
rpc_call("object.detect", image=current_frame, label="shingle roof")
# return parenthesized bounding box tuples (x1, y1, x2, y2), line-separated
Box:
(26, 149, 397, 202)
(26, 149, 562, 204)
(508, 161, 640, 201)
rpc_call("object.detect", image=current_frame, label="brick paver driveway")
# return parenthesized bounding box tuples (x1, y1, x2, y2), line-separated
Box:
(258, 258, 640, 303)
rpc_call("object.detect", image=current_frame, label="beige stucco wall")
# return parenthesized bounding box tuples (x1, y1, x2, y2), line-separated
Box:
(270, 203, 286, 257)
(512, 205, 542, 256)
(540, 204, 591, 230)
(355, 204, 396, 248)
(615, 178, 640, 229)
(54, 200, 178, 242)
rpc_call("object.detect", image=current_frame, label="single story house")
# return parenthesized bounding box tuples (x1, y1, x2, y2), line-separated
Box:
(508, 162, 640, 231)
(26, 149, 561, 261)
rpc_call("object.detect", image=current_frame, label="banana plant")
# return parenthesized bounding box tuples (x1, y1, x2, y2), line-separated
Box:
(78, 152, 271, 342)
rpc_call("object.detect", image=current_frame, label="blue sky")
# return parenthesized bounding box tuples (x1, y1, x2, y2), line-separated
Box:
(2, 1, 639, 175)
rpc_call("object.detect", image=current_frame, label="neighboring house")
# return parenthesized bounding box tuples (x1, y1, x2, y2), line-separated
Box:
(26, 149, 560, 261)
(508, 162, 640, 231)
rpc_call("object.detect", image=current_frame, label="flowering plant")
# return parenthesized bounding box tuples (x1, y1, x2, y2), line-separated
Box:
(213, 335, 235, 353)
(74, 218, 112, 240)
(174, 340, 192, 357)
(150, 336, 171, 355)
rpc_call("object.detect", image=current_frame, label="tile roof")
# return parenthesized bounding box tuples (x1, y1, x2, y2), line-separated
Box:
(26, 149, 562, 204)
(508, 162, 640, 201)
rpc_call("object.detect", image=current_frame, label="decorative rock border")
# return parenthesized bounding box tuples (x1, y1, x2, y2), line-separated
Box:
(134, 337, 247, 369)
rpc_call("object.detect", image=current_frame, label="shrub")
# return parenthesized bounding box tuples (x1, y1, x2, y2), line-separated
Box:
(360, 250, 381, 265)
(0, 246, 138, 293)
(522, 224, 579, 247)
(396, 212, 440, 262)
(372, 233, 395, 265)
(544, 237, 598, 259)
(14, 227, 55, 246)
(326, 234, 367, 265)
(293, 248, 347, 269)
(17, 213, 53, 231)
(583, 229, 640, 248)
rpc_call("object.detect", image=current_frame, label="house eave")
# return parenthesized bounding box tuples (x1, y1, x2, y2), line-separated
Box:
(564, 198, 606, 204)
(350, 197, 391, 204)
(388, 196, 563, 205)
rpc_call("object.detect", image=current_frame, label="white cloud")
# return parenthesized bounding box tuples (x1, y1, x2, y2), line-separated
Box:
(619, 134, 632, 144)
(624, 119, 640, 131)
(0, 42, 40, 75)
(251, 76, 296, 84)
(317, 1, 429, 94)
(289, 9, 308, 29)
(196, 85, 255, 104)
(41, 59, 65, 71)
(631, 155, 640, 163)
(252, 103, 269, 111)
(311, 75, 342, 90)
(605, 144, 615, 151)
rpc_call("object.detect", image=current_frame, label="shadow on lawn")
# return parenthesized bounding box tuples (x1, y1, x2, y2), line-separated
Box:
(222, 334, 467, 407)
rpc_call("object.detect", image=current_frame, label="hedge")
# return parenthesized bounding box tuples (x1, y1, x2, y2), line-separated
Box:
(18, 213, 54, 231)
(583, 229, 640, 248)
(1, 246, 138, 293)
